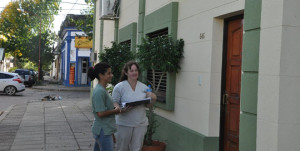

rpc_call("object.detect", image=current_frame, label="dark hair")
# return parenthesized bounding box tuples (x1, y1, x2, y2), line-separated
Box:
(88, 62, 111, 81)
(120, 61, 140, 82)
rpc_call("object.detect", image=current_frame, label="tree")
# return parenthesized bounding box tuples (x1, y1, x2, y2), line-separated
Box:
(137, 35, 184, 93)
(0, 0, 60, 69)
(22, 32, 56, 71)
(70, 0, 94, 39)
(99, 42, 135, 85)
(137, 35, 184, 147)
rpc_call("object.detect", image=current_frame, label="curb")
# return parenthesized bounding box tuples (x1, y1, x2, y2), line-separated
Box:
(30, 87, 90, 92)
(0, 104, 15, 123)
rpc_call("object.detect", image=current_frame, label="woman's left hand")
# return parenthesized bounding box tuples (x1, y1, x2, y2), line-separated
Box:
(146, 92, 157, 101)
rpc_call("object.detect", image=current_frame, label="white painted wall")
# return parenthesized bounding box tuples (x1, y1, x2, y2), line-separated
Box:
(94, 0, 101, 58)
(103, 20, 115, 48)
(119, 0, 139, 29)
(70, 39, 76, 62)
(71, 31, 85, 36)
(78, 48, 91, 57)
(96, 0, 246, 137)
(152, 0, 244, 136)
(94, 0, 115, 87)
(257, 0, 300, 150)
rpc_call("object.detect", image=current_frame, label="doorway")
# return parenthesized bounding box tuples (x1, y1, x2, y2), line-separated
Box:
(79, 58, 88, 85)
(220, 16, 243, 151)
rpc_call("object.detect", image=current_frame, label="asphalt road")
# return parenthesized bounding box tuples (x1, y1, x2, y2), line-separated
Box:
(0, 87, 90, 113)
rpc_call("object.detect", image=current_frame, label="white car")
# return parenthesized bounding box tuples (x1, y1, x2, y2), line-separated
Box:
(0, 72, 25, 95)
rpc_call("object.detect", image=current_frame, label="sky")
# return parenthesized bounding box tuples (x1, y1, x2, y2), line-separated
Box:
(0, 0, 89, 34)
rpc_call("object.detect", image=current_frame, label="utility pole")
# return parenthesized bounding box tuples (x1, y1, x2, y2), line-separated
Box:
(38, 17, 41, 80)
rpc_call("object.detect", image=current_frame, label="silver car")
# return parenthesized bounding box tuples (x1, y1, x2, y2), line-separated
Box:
(0, 72, 25, 95)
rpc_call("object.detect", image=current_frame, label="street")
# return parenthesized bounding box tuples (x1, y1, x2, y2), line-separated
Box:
(0, 87, 90, 112)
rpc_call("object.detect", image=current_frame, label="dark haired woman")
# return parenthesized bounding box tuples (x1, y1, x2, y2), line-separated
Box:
(88, 62, 121, 151)
(112, 61, 157, 151)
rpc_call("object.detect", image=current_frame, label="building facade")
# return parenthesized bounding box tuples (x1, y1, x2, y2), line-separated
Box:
(93, 0, 300, 151)
(58, 15, 92, 87)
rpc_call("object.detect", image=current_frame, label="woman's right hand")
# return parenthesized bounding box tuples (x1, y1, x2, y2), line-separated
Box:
(120, 106, 132, 113)
(114, 106, 122, 114)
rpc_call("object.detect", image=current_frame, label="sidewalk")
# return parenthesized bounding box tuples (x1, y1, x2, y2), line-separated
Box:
(0, 99, 94, 151)
(31, 76, 91, 92)
(31, 84, 91, 92)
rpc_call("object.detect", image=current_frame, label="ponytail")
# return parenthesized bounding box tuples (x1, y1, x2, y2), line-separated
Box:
(88, 62, 111, 81)
(88, 67, 96, 81)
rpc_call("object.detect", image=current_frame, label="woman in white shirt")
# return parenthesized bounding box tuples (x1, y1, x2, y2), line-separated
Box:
(112, 61, 157, 151)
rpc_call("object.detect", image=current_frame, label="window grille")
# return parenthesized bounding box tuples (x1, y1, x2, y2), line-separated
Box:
(146, 28, 168, 103)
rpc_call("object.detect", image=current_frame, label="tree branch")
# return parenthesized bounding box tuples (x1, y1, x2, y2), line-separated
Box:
(155, 72, 166, 93)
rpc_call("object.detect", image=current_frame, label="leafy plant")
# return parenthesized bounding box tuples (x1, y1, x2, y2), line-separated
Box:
(137, 35, 184, 146)
(137, 35, 184, 93)
(99, 42, 135, 85)
(70, 0, 94, 39)
(144, 106, 159, 146)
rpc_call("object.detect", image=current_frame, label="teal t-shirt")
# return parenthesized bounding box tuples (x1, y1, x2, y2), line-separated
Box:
(92, 84, 116, 135)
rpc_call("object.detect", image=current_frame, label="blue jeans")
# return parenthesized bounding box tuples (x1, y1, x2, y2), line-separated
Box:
(93, 129, 114, 151)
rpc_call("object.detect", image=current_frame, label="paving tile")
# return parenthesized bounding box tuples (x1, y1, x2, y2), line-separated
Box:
(0, 100, 94, 151)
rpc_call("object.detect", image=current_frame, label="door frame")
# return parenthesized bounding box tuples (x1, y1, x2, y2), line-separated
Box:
(219, 14, 244, 151)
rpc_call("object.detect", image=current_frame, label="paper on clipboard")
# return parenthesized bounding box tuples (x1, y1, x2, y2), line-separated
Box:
(121, 97, 151, 108)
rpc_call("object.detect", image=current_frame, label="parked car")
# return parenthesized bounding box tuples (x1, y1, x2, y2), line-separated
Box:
(0, 72, 25, 95)
(27, 69, 37, 82)
(14, 69, 36, 87)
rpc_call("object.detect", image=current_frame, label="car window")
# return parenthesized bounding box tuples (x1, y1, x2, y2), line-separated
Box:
(0, 73, 5, 79)
(15, 70, 29, 75)
(0, 73, 13, 79)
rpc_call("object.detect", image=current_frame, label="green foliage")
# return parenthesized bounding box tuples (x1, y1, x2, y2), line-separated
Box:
(70, 0, 94, 39)
(144, 107, 159, 146)
(99, 42, 135, 85)
(137, 35, 184, 92)
(8, 67, 17, 72)
(106, 84, 114, 95)
(0, 0, 59, 70)
(137, 35, 184, 73)
(137, 35, 184, 146)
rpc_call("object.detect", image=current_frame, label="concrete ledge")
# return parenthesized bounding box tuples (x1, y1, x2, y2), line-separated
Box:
(31, 85, 90, 92)
(0, 104, 15, 122)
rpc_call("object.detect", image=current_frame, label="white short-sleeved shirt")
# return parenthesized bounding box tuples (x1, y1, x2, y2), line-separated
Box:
(112, 80, 149, 127)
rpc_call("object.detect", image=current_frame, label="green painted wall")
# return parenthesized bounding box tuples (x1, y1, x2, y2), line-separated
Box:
(144, 2, 178, 40)
(119, 23, 137, 52)
(143, 2, 178, 111)
(99, 20, 104, 54)
(138, 0, 145, 45)
(154, 115, 219, 151)
(240, 0, 262, 150)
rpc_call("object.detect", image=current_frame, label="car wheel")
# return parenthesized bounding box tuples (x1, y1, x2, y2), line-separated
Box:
(5, 86, 17, 96)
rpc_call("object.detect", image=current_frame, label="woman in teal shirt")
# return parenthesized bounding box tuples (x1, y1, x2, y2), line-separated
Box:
(88, 62, 121, 151)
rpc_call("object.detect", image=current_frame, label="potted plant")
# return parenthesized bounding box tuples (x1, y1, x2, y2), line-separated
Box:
(137, 35, 184, 150)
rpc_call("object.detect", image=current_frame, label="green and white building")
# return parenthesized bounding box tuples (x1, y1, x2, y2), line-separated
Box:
(91, 0, 300, 151)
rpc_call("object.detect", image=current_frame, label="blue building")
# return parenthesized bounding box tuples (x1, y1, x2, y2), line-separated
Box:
(58, 15, 91, 87)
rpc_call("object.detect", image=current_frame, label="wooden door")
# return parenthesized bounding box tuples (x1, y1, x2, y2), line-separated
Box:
(223, 18, 243, 151)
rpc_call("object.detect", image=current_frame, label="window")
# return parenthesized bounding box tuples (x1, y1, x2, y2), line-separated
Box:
(146, 28, 168, 103)
(0, 73, 13, 79)
(147, 70, 167, 103)
(147, 28, 168, 38)
(119, 40, 131, 47)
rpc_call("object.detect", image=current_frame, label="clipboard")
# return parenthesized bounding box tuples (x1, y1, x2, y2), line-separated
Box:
(121, 98, 151, 108)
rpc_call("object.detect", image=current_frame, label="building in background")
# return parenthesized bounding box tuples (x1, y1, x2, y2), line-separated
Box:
(93, 0, 300, 151)
(50, 45, 61, 81)
(58, 14, 92, 87)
